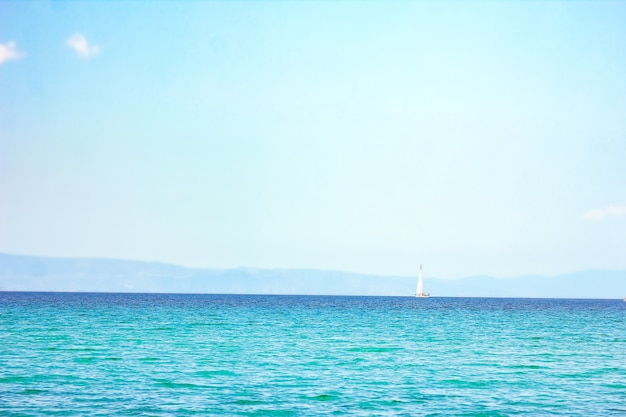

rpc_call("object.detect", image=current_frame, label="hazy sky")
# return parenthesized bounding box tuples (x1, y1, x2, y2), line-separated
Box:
(1, 1, 625, 279)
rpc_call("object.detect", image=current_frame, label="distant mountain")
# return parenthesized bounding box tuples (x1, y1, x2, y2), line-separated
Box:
(426, 271, 626, 299)
(0, 253, 413, 295)
(1, 253, 625, 298)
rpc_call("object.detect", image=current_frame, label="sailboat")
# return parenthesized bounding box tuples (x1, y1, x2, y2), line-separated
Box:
(415, 264, 430, 298)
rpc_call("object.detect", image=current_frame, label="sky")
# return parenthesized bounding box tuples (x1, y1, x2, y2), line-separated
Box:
(1, 1, 625, 279)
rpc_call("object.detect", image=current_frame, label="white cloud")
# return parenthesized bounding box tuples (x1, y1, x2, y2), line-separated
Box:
(67, 34, 100, 58)
(582, 205, 626, 221)
(0, 41, 24, 64)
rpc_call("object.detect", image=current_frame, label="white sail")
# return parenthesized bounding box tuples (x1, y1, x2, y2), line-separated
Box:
(416, 266, 423, 294)
(415, 264, 430, 297)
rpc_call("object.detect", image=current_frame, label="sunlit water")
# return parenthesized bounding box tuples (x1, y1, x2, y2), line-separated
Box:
(1, 293, 625, 416)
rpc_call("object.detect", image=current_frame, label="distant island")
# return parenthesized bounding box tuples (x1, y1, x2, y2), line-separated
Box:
(0, 253, 624, 299)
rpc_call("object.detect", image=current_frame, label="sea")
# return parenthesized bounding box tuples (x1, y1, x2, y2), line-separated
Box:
(1, 293, 625, 416)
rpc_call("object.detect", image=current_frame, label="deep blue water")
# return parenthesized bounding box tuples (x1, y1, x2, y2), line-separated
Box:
(1, 293, 625, 415)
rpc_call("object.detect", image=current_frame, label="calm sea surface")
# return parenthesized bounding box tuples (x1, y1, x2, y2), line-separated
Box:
(1, 293, 625, 416)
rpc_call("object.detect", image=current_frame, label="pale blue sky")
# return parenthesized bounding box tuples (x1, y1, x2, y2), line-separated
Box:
(1, 1, 625, 278)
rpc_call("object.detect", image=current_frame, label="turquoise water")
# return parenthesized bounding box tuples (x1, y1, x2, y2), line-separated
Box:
(1, 293, 625, 416)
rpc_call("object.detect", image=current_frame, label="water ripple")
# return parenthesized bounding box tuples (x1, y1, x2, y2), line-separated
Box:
(1, 293, 625, 415)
